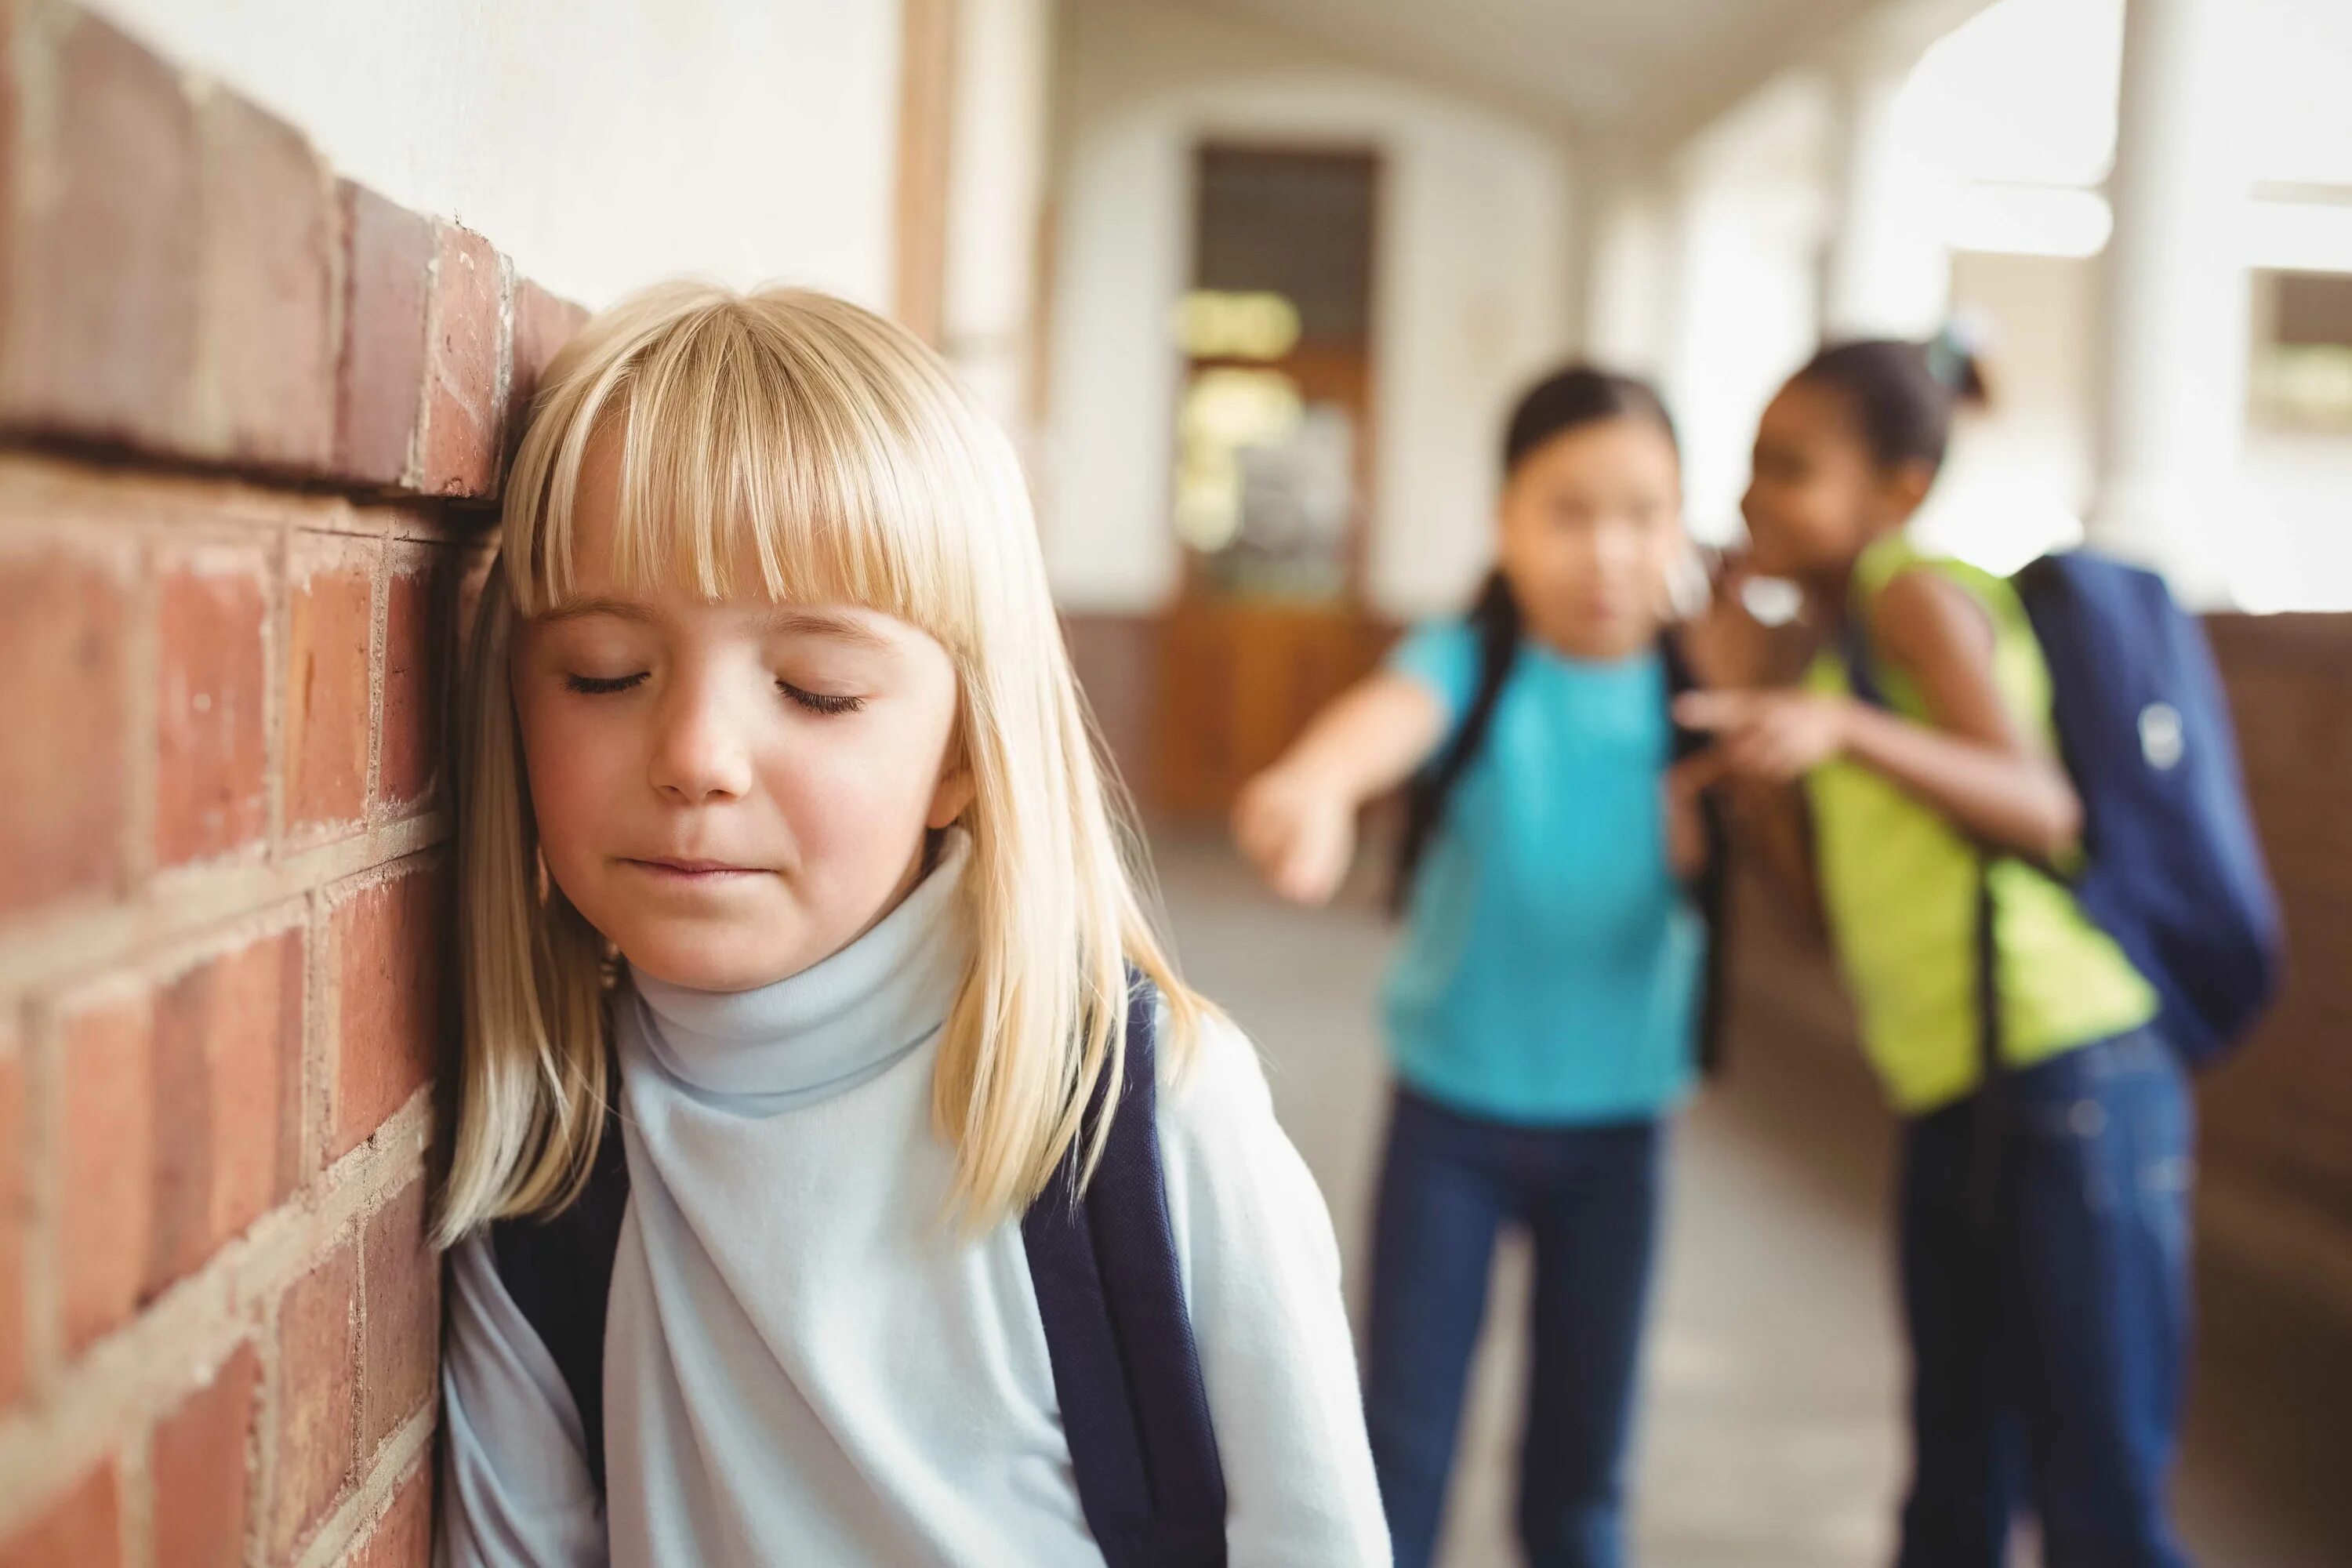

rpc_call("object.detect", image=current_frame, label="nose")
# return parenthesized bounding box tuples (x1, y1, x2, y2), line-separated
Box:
(647, 672, 755, 804)
(1595, 516, 1641, 572)
(1589, 516, 1644, 587)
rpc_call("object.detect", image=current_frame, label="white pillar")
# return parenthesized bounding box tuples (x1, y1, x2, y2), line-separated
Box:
(2089, 0, 2249, 595)
(941, 0, 1054, 437)
(1580, 159, 1685, 379)
(1817, 39, 1951, 341)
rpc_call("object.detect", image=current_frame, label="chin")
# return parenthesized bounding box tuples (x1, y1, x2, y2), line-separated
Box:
(617, 924, 812, 994)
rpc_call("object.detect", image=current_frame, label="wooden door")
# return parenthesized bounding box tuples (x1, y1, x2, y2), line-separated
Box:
(1149, 145, 1391, 818)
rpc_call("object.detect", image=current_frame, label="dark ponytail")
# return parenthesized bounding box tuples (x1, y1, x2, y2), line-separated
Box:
(1390, 365, 1675, 913)
(1793, 324, 1989, 477)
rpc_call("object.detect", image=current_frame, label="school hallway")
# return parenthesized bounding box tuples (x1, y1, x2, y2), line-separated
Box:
(1148, 826, 2352, 1568)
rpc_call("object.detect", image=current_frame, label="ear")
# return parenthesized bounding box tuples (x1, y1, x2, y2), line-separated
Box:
(926, 750, 976, 830)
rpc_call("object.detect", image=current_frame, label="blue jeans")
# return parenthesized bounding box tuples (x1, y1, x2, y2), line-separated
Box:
(1896, 1027, 2196, 1568)
(1363, 1084, 1664, 1568)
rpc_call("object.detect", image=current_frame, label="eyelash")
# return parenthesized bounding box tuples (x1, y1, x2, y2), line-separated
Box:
(784, 684, 864, 716)
(561, 672, 865, 716)
(564, 673, 647, 695)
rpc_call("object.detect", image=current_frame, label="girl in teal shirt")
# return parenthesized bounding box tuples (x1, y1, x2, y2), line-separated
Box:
(1236, 368, 1707, 1568)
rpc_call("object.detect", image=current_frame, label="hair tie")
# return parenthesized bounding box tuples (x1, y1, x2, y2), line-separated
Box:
(1923, 312, 1987, 391)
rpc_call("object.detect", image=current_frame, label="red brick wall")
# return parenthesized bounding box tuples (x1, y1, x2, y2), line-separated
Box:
(0, 5, 584, 1563)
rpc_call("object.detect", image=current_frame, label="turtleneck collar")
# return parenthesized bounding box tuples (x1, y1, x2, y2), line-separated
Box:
(624, 829, 972, 1109)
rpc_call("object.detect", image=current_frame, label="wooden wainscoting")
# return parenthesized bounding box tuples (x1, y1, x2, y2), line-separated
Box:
(1063, 604, 1396, 822)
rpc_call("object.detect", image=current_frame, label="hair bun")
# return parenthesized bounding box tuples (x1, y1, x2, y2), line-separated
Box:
(1923, 314, 1991, 407)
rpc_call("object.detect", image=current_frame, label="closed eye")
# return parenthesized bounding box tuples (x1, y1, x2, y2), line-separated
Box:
(564, 672, 648, 695)
(780, 681, 865, 716)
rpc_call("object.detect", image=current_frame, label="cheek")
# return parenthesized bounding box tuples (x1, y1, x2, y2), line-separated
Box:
(1753, 480, 1827, 544)
(514, 691, 633, 866)
(1501, 524, 1567, 584)
(755, 697, 956, 855)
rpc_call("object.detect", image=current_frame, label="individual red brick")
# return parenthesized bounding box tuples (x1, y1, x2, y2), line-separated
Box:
(336, 183, 435, 488)
(201, 926, 306, 1239)
(284, 539, 376, 834)
(60, 988, 154, 1352)
(191, 89, 336, 470)
(0, 10, 199, 451)
(508, 278, 587, 428)
(273, 1240, 358, 1557)
(0, 1038, 24, 1410)
(144, 927, 303, 1298)
(360, 1178, 438, 1454)
(0, 1461, 121, 1568)
(151, 1341, 258, 1568)
(378, 550, 445, 810)
(417, 226, 506, 498)
(329, 863, 442, 1159)
(350, 1464, 432, 1568)
(154, 544, 270, 867)
(0, 543, 129, 918)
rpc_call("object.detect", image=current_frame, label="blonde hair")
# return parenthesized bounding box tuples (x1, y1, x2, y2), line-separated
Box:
(435, 283, 1207, 1246)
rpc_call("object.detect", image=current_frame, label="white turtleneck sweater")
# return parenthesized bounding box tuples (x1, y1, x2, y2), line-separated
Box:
(437, 834, 1390, 1567)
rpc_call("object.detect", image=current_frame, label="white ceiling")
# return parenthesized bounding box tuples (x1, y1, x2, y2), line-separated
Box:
(1166, 0, 1932, 145)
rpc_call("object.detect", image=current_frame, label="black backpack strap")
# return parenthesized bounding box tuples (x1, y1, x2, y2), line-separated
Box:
(1392, 574, 1522, 913)
(488, 1084, 631, 1496)
(485, 983, 1229, 1555)
(1837, 616, 2005, 1215)
(1967, 862, 2002, 1224)
(1661, 630, 1733, 1076)
(1022, 974, 1229, 1568)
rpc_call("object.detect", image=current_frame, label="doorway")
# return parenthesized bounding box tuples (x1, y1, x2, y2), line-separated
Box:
(1151, 144, 1393, 818)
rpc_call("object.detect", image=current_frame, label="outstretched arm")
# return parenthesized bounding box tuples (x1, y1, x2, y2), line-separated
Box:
(1232, 671, 1447, 906)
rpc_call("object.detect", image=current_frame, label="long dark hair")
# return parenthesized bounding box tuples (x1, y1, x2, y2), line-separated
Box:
(1389, 366, 1677, 912)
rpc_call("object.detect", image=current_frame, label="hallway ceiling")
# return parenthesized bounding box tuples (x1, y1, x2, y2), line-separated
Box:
(1171, 0, 1941, 146)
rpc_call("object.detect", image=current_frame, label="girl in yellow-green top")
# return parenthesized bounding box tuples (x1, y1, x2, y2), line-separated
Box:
(1680, 338, 2195, 1568)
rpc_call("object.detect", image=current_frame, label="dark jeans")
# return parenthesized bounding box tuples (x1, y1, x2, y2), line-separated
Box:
(1363, 1084, 1664, 1568)
(1896, 1026, 2196, 1568)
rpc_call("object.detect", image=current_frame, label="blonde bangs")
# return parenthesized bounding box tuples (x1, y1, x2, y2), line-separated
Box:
(506, 285, 978, 655)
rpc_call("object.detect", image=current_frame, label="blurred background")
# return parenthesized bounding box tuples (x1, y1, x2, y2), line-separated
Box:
(0, 0, 2347, 1563)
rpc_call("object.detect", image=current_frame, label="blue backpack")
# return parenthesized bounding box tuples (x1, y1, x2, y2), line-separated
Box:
(2010, 552, 2282, 1067)
(1846, 550, 2283, 1070)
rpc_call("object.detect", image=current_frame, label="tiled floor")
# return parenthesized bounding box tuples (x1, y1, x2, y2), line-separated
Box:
(1149, 829, 2352, 1567)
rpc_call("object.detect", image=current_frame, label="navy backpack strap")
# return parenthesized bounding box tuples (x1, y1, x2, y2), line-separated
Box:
(1392, 575, 1521, 914)
(1022, 975, 1229, 1568)
(1838, 614, 2005, 1213)
(1661, 630, 1733, 1076)
(488, 1084, 631, 1496)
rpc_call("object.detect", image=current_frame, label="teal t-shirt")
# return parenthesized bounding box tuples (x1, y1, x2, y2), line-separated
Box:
(1383, 622, 1701, 1125)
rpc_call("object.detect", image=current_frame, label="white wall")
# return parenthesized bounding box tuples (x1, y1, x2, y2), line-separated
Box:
(1930, 249, 2352, 609)
(942, 0, 1054, 434)
(1919, 249, 2097, 574)
(93, 0, 903, 310)
(1041, 0, 1575, 619)
(1657, 74, 1831, 546)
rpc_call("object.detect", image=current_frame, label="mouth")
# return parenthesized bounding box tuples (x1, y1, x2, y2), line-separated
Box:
(621, 857, 771, 884)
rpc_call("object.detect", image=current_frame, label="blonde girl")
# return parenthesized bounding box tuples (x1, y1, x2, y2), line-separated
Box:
(434, 284, 1386, 1566)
